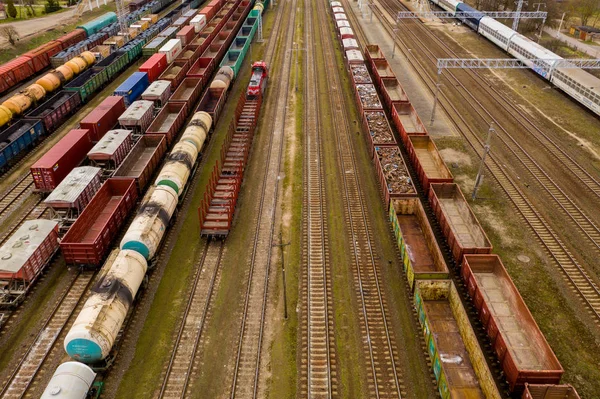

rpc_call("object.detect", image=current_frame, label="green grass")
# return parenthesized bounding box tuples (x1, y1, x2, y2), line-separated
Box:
(114, 8, 279, 398)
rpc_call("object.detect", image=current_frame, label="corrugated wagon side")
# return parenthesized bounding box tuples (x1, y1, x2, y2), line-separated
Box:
(113, 134, 167, 192)
(406, 135, 453, 192)
(60, 178, 138, 266)
(146, 102, 187, 144)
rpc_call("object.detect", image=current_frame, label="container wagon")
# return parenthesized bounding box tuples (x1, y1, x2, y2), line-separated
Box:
(139, 53, 169, 82)
(0, 220, 59, 307)
(462, 255, 563, 391)
(414, 279, 501, 399)
(428, 183, 492, 264)
(31, 129, 93, 192)
(60, 178, 138, 267)
(114, 72, 151, 106)
(389, 198, 448, 290)
(406, 136, 453, 192)
(113, 134, 167, 192)
(80, 96, 127, 142)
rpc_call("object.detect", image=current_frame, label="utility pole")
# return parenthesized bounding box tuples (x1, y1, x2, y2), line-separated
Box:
(512, 0, 527, 31)
(472, 123, 495, 201)
(533, 3, 545, 42)
(273, 232, 291, 319)
(556, 12, 566, 38)
(392, 28, 399, 58)
(430, 69, 441, 126)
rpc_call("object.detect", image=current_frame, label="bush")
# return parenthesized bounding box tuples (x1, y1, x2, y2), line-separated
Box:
(44, 0, 61, 13)
(6, 0, 17, 18)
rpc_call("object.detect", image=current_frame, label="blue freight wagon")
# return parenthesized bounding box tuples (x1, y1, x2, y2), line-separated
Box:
(0, 119, 44, 170)
(77, 12, 118, 36)
(114, 72, 151, 106)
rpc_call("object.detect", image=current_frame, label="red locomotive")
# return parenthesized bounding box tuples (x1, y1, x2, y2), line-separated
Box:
(246, 61, 268, 99)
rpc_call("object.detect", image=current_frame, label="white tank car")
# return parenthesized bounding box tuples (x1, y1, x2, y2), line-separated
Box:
(64, 250, 147, 363)
(120, 185, 178, 260)
(210, 66, 235, 90)
(41, 362, 96, 399)
(154, 141, 198, 195)
(180, 111, 212, 152)
(253, 2, 264, 13)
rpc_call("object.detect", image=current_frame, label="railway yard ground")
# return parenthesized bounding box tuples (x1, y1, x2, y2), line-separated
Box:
(0, 0, 600, 397)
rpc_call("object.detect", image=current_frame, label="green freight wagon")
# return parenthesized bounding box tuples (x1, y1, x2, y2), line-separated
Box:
(220, 50, 245, 78)
(414, 280, 501, 399)
(143, 37, 169, 57)
(64, 69, 109, 102)
(77, 12, 118, 36)
(93, 52, 129, 80)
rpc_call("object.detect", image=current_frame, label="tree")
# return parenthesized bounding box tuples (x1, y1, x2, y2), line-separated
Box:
(569, 0, 600, 26)
(44, 0, 61, 13)
(0, 26, 19, 45)
(6, 0, 17, 18)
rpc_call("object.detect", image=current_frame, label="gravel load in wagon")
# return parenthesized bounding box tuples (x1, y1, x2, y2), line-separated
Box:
(414, 279, 501, 399)
(146, 102, 187, 143)
(60, 178, 138, 266)
(355, 84, 382, 111)
(159, 60, 190, 90)
(44, 166, 102, 219)
(113, 134, 167, 192)
(350, 64, 372, 84)
(374, 146, 416, 206)
(87, 129, 133, 169)
(407, 135, 453, 192)
(390, 198, 448, 290)
(462, 255, 564, 391)
(0, 220, 59, 283)
(428, 183, 492, 264)
(118, 100, 154, 134)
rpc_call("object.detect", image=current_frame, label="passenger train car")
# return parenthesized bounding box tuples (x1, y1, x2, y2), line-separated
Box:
(430, 0, 600, 115)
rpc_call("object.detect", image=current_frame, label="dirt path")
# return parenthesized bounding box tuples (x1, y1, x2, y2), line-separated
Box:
(0, 8, 78, 48)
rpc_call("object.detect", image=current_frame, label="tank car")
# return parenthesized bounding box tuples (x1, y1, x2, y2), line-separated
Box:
(64, 250, 148, 363)
(210, 66, 235, 90)
(41, 362, 97, 399)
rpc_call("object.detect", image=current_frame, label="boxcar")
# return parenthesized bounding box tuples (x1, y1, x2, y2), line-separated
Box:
(142, 80, 172, 108)
(87, 129, 133, 169)
(44, 166, 102, 219)
(139, 53, 169, 82)
(462, 255, 563, 391)
(80, 96, 127, 142)
(60, 178, 138, 266)
(118, 100, 154, 134)
(428, 183, 492, 264)
(0, 119, 44, 170)
(389, 199, 448, 290)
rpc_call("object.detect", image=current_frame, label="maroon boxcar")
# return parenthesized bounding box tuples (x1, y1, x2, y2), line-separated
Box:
(0, 219, 59, 282)
(60, 178, 138, 266)
(26, 90, 82, 133)
(113, 135, 168, 192)
(462, 255, 563, 391)
(139, 53, 169, 83)
(31, 128, 92, 192)
(177, 26, 196, 46)
(56, 29, 87, 49)
(118, 100, 154, 134)
(80, 96, 127, 142)
(0, 57, 37, 93)
(169, 78, 203, 115)
(159, 59, 190, 90)
(406, 135, 453, 192)
(391, 102, 427, 147)
(195, 87, 226, 123)
(373, 146, 416, 208)
(22, 41, 63, 73)
(146, 102, 187, 144)
(428, 183, 492, 264)
(522, 384, 579, 399)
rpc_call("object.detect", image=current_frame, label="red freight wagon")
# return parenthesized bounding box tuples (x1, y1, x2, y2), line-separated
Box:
(187, 57, 215, 86)
(56, 29, 87, 48)
(406, 135, 453, 192)
(522, 384, 580, 399)
(87, 129, 133, 169)
(364, 44, 385, 64)
(0, 57, 36, 93)
(361, 111, 396, 159)
(373, 146, 417, 207)
(169, 78, 203, 115)
(60, 178, 138, 266)
(146, 102, 187, 144)
(196, 87, 226, 122)
(379, 77, 409, 112)
(31, 128, 93, 192)
(80, 96, 127, 142)
(200, 5, 216, 21)
(462, 255, 563, 391)
(26, 90, 82, 133)
(354, 84, 383, 114)
(159, 59, 190, 90)
(0, 219, 59, 282)
(428, 183, 492, 264)
(139, 53, 169, 83)
(370, 59, 396, 87)
(391, 102, 427, 147)
(177, 26, 196, 46)
(22, 41, 63, 72)
(349, 63, 372, 85)
(44, 166, 102, 219)
(118, 100, 154, 134)
(177, 44, 203, 66)
(113, 135, 167, 192)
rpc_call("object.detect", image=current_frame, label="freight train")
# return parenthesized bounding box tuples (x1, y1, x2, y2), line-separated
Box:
(331, 3, 580, 398)
(429, 0, 600, 115)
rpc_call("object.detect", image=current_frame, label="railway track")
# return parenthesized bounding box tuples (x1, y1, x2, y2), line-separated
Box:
(0, 201, 49, 246)
(0, 271, 94, 399)
(366, 1, 600, 323)
(0, 174, 34, 223)
(299, 0, 336, 397)
(229, 1, 296, 398)
(316, 2, 403, 398)
(158, 240, 224, 399)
